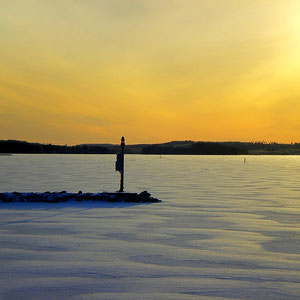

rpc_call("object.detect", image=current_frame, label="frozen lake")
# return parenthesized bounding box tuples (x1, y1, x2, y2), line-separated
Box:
(1, 154, 300, 299)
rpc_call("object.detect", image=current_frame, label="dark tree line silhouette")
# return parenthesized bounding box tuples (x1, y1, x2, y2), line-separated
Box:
(1, 140, 300, 155)
(142, 142, 248, 155)
(0, 140, 112, 154)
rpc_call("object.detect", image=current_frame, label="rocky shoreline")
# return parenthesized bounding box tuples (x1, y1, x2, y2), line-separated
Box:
(0, 191, 161, 203)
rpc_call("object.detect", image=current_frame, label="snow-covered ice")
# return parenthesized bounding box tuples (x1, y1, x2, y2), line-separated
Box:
(1, 154, 300, 299)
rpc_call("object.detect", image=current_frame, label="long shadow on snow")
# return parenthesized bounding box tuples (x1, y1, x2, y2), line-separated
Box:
(0, 201, 151, 227)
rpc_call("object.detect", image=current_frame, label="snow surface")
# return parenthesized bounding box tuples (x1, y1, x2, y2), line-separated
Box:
(1, 154, 300, 299)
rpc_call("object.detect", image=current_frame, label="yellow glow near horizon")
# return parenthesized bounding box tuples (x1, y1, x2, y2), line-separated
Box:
(1, 0, 300, 145)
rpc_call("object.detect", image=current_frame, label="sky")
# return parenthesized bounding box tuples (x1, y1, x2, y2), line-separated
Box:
(1, 0, 300, 145)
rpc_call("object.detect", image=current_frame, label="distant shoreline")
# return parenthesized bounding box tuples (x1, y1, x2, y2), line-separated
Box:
(0, 140, 300, 156)
(1, 140, 300, 155)
(2, 153, 300, 155)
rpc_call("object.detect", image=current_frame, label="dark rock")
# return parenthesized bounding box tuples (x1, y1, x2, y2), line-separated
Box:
(0, 191, 161, 203)
(140, 191, 151, 198)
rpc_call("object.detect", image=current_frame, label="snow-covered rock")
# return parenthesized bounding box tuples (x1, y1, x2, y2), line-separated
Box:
(0, 191, 161, 203)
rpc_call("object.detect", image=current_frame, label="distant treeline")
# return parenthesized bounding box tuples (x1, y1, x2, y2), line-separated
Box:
(0, 140, 112, 154)
(1, 140, 300, 155)
(141, 141, 300, 155)
(142, 141, 248, 155)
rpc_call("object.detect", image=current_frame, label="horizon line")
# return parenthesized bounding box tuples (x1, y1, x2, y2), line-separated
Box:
(1, 139, 300, 147)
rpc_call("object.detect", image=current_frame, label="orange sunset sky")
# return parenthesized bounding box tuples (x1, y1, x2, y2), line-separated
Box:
(1, 0, 300, 145)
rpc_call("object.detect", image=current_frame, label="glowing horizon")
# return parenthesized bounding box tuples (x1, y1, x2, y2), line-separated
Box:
(1, 1, 300, 145)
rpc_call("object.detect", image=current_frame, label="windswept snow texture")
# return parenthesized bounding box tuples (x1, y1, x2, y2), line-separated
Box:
(1, 154, 300, 299)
